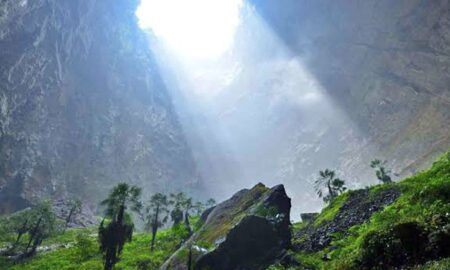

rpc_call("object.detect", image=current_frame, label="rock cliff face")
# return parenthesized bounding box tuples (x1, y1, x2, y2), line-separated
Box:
(252, 0, 450, 175)
(0, 0, 199, 213)
(161, 183, 292, 270)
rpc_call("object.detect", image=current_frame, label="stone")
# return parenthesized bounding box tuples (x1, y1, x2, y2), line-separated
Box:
(160, 183, 292, 270)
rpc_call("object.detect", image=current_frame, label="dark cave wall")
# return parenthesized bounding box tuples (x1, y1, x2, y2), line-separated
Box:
(0, 0, 200, 213)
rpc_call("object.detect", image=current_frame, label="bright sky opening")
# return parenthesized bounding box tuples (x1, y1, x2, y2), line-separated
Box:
(136, 0, 242, 59)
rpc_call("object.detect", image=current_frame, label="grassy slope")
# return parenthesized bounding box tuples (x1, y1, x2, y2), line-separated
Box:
(0, 224, 190, 270)
(1, 153, 449, 270)
(281, 151, 450, 270)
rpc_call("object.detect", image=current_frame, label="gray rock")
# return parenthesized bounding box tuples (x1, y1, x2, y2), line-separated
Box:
(0, 0, 199, 213)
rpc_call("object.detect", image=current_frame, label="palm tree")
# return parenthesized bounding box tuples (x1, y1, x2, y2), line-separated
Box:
(205, 198, 217, 209)
(169, 192, 188, 226)
(144, 193, 171, 251)
(99, 183, 142, 270)
(314, 169, 347, 203)
(370, 159, 392, 183)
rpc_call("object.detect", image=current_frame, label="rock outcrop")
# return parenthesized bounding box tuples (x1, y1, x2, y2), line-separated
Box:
(294, 187, 400, 252)
(0, 0, 199, 213)
(161, 183, 292, 270)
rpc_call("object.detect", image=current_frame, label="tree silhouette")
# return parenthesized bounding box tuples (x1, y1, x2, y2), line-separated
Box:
(64, 199, 82, 231)
(144, 193, 170, 251)
(314, 169, 347, 203)
(23, 201, 61, 257)
(370, 159, 392, 183)
(205, 198, 217, 209)
(98, 183, 142, 270)
(193, 201, 205, 216)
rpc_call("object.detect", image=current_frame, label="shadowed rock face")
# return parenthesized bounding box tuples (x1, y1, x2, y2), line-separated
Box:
(0, 0, 199, 213)
(248, 0, 450, 186)
(161, 183, 292, 270)
(195, 215, 282, 270)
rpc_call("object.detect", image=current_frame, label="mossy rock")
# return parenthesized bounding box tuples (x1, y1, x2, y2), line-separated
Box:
(160, 183, 292, 270)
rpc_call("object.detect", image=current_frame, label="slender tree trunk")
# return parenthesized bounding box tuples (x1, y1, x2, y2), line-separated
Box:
(25, 217, 42, 253)
(13, 218, 28, 248)
(118, 204, 125, 225)
(150, 205, 159, 251)
(184, 211, 192, 236)
(104, 246, 115, 270)
(64, 207, 75, 231)
(187, 244, 192, 270)
(327, 180, 334, 200)
(13, 232, 23, 248)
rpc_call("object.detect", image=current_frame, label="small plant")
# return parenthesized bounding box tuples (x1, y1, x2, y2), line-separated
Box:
(75, 232, 97, 260)
(314, 169, 347, 203)
(370, 159, 392, 183)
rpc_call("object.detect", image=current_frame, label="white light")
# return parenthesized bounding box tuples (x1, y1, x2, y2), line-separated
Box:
(136, 0, 242, 59)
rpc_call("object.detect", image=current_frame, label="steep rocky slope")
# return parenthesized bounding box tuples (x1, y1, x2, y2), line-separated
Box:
(0, 0, 199, 213)
(161, 183, 292, 270)
(281, 152, 450, 270)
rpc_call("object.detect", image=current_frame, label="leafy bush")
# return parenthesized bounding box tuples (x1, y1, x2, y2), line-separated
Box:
(75, 232, 98, 260)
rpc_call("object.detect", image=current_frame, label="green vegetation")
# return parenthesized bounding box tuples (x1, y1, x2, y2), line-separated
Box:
(0, 201, 63, 259)
(370, 159, 393, 183)
(314, 169, 347, 203)
(143, 193, 171, 251)
(312, 192, 350, 227)
(64, 199, 82, 232)
(196, 183, 269, 245)
(0, 182, 216, 270)
(99, 183, 142, 270)
(0, 225, 189, 270)
(287, 151, 450, 270)
(1, 153, 448, 270)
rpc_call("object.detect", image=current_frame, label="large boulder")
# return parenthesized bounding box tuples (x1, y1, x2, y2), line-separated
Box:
(160, 183, 291, 270)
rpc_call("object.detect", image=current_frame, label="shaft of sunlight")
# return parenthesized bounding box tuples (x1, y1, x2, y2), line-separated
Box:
(135, 1, 374, 220)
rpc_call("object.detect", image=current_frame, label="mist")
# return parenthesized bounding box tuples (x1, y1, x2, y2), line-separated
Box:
(136, 1, 382, 218)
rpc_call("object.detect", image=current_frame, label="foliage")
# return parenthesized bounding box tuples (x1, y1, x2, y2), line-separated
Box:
(100, 183, 142, 219)
(205, 198, 217, 209)
(75, 232, 98, 261)
(99, 183, 142, 270)
(314, 169, 347, 203)
(0, 201, 63, 257)
(3, 225, 190, 270)
(64, 199, 82, 230)
(143, 193, 171, 251)
(370, 159, 392, 183)
(294, 151, 450, 270)
(169, 192, 189, 226)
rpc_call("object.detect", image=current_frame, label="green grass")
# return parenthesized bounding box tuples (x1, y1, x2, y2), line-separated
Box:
(313, 192, 349, 227)
(1, 225, 188, 270)
(291, 151, 450, 270)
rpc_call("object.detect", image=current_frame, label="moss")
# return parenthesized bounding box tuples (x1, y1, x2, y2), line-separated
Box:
(196, 184, 270, 245)
(313, 192, 350, 227)
(291, 151, 450, 270)
(255, 206, 279, 218)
